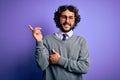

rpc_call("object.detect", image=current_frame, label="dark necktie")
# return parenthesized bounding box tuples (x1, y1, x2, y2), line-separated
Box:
(62, 34, 67, 40)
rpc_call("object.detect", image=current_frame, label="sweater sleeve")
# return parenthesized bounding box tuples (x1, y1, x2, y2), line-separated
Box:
(35, 40, 49, 71)
(57, 38, 90, 74)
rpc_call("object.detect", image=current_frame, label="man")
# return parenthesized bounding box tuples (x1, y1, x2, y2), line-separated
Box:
(29, 5, 90, 80)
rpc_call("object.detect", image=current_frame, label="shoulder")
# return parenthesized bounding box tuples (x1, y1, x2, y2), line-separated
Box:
(73, 35, 88, 45)
(73, 35, 86, 41)
(43, 34, 56, 43)
(44, 34, 55, 39)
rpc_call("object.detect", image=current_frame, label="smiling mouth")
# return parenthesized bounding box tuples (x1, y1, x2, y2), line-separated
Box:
(63, 22, 71, 26)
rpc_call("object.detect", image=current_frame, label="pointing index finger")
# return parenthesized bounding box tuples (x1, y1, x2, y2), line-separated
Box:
(28, 24, 33, 31)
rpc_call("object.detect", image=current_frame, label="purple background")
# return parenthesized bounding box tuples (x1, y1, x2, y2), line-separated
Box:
(0, 0, 120, 80)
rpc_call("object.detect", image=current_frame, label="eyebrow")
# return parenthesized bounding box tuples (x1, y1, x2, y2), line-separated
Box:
(61, 15, 74, 17)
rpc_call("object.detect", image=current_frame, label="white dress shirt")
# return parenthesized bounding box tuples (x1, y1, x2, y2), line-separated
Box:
(55, 30, 73, 40)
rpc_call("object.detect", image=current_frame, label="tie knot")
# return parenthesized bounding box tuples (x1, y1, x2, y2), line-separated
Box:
(62, 34, 67, 40)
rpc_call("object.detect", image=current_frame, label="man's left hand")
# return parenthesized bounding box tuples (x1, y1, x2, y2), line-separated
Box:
(49, 49, 60, 64)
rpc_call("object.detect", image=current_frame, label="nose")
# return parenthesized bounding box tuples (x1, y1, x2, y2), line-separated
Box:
(65, 17, 70, 23)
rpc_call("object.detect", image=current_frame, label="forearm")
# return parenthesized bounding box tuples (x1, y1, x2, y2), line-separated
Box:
(58, 55, 90, 74)
(35, 41, 49, 71)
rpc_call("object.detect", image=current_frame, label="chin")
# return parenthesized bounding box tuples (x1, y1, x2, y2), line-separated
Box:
(61, 28, 71, 32)
(63, 27, 71, 31)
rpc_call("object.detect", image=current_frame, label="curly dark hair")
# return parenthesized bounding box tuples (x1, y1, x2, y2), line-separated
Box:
(53, 5, 81, 30)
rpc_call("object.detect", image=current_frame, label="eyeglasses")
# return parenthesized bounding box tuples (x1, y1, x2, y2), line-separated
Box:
(60, 15, 75, 20)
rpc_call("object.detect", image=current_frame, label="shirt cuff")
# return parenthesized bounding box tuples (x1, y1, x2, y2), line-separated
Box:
(36, 41, 43, 48)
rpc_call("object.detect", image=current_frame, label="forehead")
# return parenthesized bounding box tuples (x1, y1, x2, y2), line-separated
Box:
(61, 10, 74, 16)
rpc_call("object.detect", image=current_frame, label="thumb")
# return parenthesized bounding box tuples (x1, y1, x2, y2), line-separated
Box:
(52, 49, 56, 54)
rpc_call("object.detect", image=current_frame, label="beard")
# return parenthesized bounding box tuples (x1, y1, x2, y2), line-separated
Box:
(59, 22, 75, 32)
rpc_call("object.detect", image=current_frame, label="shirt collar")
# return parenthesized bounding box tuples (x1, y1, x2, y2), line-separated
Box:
(55, 30, 73, 39)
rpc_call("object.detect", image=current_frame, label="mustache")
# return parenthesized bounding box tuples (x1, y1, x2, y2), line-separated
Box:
(63, 22, 71, 26)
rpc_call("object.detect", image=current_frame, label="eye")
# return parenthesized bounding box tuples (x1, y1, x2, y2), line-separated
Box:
(60, 15, 66, 19)
(69, 16, 74, 19)
(60, 15, 75, 20)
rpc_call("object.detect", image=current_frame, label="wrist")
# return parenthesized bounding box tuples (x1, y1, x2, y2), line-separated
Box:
(36, 39, 42, 42)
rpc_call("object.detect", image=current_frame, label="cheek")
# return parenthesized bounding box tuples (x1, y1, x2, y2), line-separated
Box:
(71, 20, 75, 25)
(60, 20, 64, 24)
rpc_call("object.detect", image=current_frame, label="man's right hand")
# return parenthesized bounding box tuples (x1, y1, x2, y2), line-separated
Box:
(28, 24, 43, 42)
